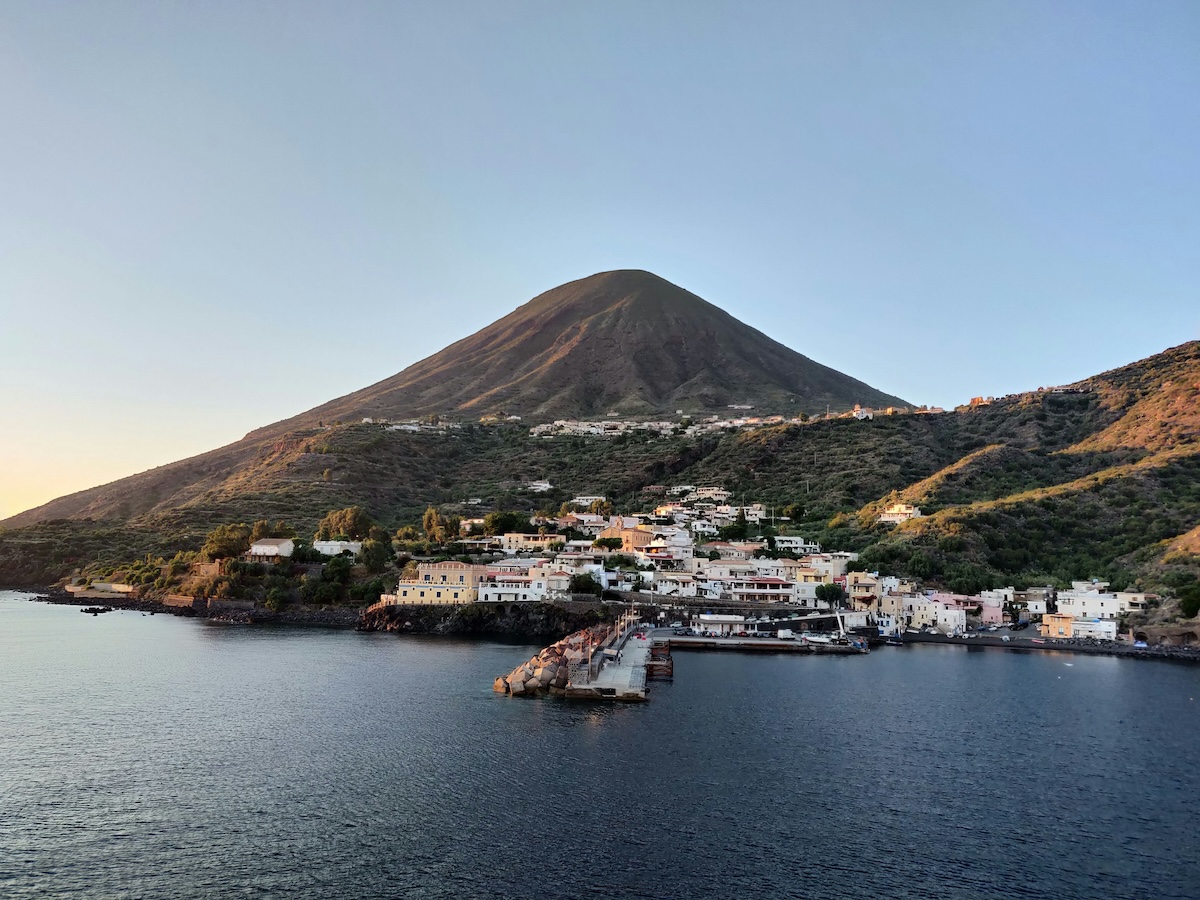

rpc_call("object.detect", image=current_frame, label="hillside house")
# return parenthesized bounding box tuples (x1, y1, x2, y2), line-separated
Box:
(246, 538, 295, 561)
(773, 535, 821, 555)
(846, 572, 882, 609)
(500, 533, 562, 554)
(313, 540, 362, 557)
(878, 503, 923, 525)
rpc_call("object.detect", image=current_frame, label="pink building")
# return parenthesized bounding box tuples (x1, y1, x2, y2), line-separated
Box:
(929, 591, 1004, 625)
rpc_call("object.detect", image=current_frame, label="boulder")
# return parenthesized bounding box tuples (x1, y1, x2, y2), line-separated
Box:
(493, 677, 509, 693)
(524, 677, 542, 693)
(509, 678, 525, 695)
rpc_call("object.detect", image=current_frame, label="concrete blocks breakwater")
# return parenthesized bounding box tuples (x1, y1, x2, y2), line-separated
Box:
(494, 624, 612, 697)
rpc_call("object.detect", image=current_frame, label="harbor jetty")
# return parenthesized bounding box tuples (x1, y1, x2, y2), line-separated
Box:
(494, 611, 663, 701)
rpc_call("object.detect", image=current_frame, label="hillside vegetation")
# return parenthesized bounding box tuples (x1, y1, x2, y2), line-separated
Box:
(2, 330, 1197, 612)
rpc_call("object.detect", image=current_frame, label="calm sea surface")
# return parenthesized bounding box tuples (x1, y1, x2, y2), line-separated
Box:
(2, 591, 1198, 899)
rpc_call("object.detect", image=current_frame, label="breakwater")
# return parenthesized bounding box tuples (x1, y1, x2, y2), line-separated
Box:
(493, 624, 613, 696)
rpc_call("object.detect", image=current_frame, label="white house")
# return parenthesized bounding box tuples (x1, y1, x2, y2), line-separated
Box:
(773, 535, 821, 555)
(1057, 581, 1121, 620)
(313, 540, 362, 557)
(692, 613, 745, 635)
(247, 538, 295, 560)
(907, 598, 966, 634)
(1071, 618, 1118, 641)
(570, 495, 607, 507)
(477, 574, 546, 604)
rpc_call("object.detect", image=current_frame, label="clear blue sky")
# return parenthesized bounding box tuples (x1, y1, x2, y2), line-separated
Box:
(1, 1, 1197, 518)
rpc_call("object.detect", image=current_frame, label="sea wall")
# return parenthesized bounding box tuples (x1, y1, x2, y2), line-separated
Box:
(356, 600, 610, 641)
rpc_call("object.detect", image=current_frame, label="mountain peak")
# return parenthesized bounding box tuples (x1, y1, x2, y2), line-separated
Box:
(251, 271, 906, 433)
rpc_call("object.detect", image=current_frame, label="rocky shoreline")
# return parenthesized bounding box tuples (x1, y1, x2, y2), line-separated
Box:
(356, 600, 610, 641)
(9, 585, 363, 628)
(9, 586, 610, 639)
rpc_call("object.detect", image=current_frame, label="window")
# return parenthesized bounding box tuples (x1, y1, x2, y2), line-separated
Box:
(436, 591, 442, 598)
(453, 592, 459, 599)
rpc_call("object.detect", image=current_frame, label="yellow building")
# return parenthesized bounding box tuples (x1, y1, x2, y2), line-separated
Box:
(846, 571, 881, 610)
(596, 526, 655, 554)
(382, 560, 489, 605)
(1040, 612, 1074, 638)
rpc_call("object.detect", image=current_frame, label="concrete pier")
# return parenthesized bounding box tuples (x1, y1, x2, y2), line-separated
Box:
(565, 632, 650, 701)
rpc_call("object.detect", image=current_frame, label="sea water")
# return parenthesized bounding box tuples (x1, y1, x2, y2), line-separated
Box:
(2, 591, 1197, 899)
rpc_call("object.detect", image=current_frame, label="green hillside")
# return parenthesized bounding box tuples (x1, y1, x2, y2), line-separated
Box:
(3, 342, 1197, 611)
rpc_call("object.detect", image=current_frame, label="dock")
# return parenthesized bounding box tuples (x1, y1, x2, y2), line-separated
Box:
(564, 625, 655, 701)
(667, 634, 868, 654)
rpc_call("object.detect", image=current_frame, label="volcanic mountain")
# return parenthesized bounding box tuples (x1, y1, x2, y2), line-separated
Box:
(249, 269, 906, 436)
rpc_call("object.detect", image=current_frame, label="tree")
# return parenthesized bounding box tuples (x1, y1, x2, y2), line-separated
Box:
(323, 555, 353, 585)
(250, 519, 296, 542)
(569, 573, 602, 596)
(315, 506, 375, 541)
(483, 510, 527, 536)
(593, 537, 623, 551)
(422, 506, 442, 542)
(361, 539, 391, 574)
(815, 582, 846, 609)
(588, 498, 614, 516)
(264, 587, 290, 612)
(201, 523, 252, 561)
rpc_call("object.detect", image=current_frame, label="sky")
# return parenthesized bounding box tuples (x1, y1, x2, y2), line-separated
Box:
(1, 1, 1198, 519)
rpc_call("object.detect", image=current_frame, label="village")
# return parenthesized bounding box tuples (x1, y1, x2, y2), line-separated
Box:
(363, 483, 1160, 645)
(347, 381, 1093, 441)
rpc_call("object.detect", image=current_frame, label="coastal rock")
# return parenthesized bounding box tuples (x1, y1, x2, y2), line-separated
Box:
(493, 677, 508, 693)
